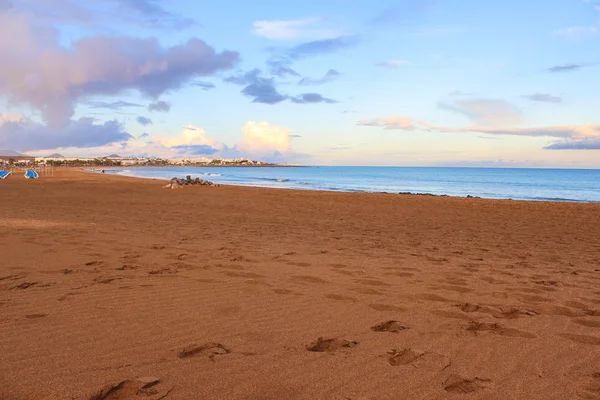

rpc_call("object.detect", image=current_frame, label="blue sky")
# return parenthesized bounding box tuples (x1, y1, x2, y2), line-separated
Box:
(0, 0, 599, 167)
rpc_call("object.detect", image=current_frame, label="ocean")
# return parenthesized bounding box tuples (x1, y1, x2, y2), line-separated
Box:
(105, 166, 600, 202)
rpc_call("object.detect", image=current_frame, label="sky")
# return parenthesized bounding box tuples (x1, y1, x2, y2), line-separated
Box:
(0, 0, 599, 167)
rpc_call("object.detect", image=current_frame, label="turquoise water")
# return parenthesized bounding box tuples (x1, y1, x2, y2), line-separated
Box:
(105, 166, 600, 202)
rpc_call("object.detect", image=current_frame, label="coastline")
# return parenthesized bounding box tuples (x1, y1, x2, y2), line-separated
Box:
(89, 166, 599, 204)
(1, 168, 600, 399)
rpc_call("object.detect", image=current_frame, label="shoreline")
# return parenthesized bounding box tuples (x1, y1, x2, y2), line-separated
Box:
(87, 167, 600, 204)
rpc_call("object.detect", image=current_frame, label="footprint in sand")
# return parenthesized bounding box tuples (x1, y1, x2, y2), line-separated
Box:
(10, 282, 38, 290)
(490, 307, 538, 319)
(89, 377, 173, 400)
(306, 337, 358, 353)
(386, 348, 450, 369)
(466, 321, 536, 339)
(25, 313, 48, 319)
(178, 343, 231, 360)
(85, 261, 104, 267)
(93, 277, 119, 284)
(230, 255, 255, 263)
(286, 261, 312, 267)
(149, 268, 177, 275)
(325, 294, 357, 302)
(224, 271, 263, 278)
(116, 265, 139, 271)
(58, 292, 81, 301)
(121, 252, 141, 264)
(0, 274, 26, 282)
(584, 309, 600, 317)
(371, 320, 409, 332)
(217, 264, 245, 271)
(534, 280, 561, 287)
(443, 374, 491, 394)
(291, 275, 329, 284)
(387, 349, 424, 366)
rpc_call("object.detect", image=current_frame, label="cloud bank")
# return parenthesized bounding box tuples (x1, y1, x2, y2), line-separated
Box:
(358, 97, 600, 150)
(17, 120, 301, 161)
(0, 12, 239, 127)
(0, 115, 133, 152)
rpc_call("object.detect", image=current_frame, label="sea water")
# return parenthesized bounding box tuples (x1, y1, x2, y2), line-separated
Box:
(105, 166, 600, 202)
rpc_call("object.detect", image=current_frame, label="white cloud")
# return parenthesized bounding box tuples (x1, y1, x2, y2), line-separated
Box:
(252, 17, 342, 40)
(159, 125, 226, 151)
(375, 60, 409, 68)
(236, 121, 294, 155)
(29, 121, 300, 160)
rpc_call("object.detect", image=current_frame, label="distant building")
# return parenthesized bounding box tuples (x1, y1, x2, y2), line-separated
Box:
(0, 150, 35, 164)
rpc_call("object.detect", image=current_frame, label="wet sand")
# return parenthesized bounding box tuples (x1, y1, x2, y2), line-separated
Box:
(1, 169, 599, 399)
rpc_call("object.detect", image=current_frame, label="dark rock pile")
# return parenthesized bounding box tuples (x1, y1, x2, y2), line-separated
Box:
(163, 175, 219, 189)
(398, 191, 481, 199)
(398, 191, 449, 197)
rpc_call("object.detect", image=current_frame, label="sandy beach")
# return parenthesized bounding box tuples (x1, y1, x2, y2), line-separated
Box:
(1, 169, 599, 400)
